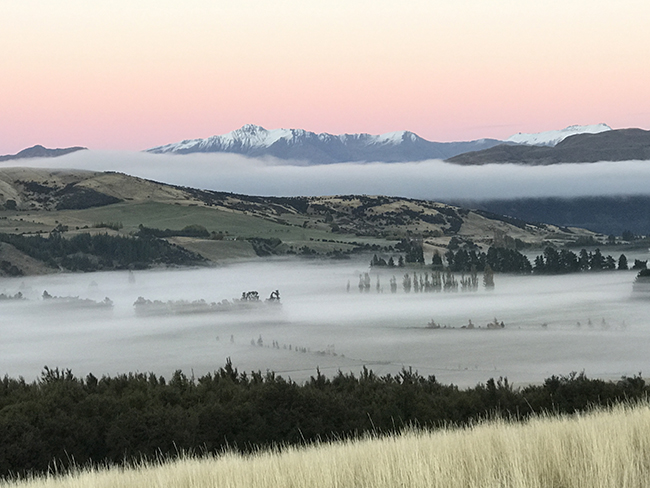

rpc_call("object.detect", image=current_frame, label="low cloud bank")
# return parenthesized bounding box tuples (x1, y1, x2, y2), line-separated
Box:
(12, 150, 650, 201)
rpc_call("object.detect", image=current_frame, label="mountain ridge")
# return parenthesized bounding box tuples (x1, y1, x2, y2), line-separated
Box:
(145, 123, 626, 164)
(146, 124, 506, 163)
(505, 124, 611, 146)
(1, 124, 616, 165)
(0, 145, 87, 163)
(446, 129, 650, 165)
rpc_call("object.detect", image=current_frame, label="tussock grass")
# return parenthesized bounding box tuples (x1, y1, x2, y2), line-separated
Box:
(4, 402, 650, 488)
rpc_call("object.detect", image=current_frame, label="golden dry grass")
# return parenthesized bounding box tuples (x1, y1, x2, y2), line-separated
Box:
(4, 403, 650, 488)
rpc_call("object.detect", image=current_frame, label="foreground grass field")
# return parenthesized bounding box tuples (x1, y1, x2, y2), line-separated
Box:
(4, 402, 650, 488)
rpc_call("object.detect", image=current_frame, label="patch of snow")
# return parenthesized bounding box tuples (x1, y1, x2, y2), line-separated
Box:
(374, 131, 407, 144)
(366, 131, 420, 145)
(506, 124, 612, 146)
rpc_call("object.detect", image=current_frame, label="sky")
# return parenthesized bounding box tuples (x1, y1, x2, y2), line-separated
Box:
(2, 0, 650, 154)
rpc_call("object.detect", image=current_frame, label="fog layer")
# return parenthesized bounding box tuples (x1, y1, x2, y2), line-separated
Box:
(2, 258, 649, 387)
(14, 150, 650, 200)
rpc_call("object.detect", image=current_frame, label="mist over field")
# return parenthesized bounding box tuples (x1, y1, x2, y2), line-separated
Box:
(4, 152, 650, 385)
(2, 258, 649, 386)
(13, 150, 650, 200)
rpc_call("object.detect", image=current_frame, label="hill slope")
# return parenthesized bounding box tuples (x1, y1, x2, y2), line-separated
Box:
(0, 168, 596, 274)
(447, 128, 650, 165)
(5, 402, 650, 488)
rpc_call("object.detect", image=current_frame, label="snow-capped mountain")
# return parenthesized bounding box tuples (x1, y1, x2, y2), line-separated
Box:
(505, 124, 612, 147)
(146, 124, 503, 164)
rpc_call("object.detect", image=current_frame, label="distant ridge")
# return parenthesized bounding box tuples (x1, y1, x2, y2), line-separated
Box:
(453, 195, 650, 235)
(446, 129, 650, 165)
(0, 145, 87, 163)
(146, 124, 504, 164)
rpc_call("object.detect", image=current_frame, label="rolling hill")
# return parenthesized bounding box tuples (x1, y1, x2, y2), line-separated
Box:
(0, 168, 596, 275)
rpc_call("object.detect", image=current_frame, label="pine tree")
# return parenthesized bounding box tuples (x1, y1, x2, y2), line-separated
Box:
(431, 251, 443, 270)
(543, 247, 561, 273)
(590, 248, 605, 271)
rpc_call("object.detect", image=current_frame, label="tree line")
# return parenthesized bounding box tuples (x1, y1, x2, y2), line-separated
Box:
(0, 363, 647, 479)
(376, 240, 643, 276)
(0, 231, 204, 272)
(445, 247, 532, 274)
(136, 224, 211, 239)
(532, 247, 637, 274)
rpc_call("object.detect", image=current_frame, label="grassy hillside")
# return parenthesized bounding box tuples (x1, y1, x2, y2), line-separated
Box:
(0, 167, 598, 273)
(3, 402, 649, 488)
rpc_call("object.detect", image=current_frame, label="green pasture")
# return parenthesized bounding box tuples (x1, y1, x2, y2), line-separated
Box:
(0, 202, 396, 260)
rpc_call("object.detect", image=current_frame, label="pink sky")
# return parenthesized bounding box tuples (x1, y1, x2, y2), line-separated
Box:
(1, 1, 649, 154)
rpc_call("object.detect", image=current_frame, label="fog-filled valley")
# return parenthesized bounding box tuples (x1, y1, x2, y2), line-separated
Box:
(2, 257, 649, 387)
(7, 0, 650, 482)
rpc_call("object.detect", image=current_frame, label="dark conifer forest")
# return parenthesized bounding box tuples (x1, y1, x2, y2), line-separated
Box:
(0, 232, 204, 271)
(0, 362, 647, 478)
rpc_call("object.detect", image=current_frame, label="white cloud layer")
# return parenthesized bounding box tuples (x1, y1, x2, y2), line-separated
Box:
(10, 150, 650, 201)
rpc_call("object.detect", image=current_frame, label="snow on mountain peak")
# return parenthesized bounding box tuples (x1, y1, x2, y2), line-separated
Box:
(373, 131, 414, 144)
(506, 124, 612, 146)
(239, 124, 266, 132)
(147, 125, 422, 154)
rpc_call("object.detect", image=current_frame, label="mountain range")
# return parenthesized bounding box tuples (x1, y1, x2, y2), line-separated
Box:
(142, 124, 637, 164)
(5, 123, 650, 169)
(0, 145, 86, 162)
(2, 124, 629, 166)
(145, 123, 618, 164)
(146, 124, 507, 163)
